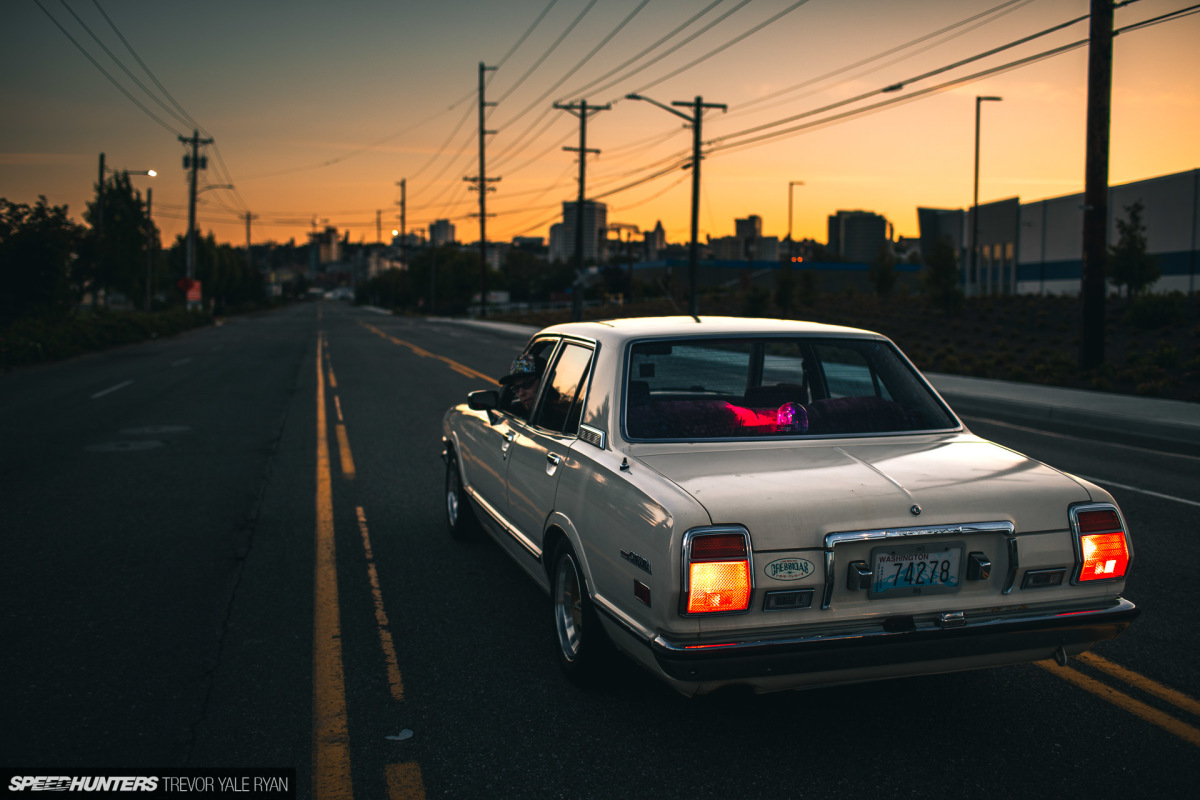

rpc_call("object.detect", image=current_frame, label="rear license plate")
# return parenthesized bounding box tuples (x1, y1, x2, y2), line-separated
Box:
(870, 542, 963, 598)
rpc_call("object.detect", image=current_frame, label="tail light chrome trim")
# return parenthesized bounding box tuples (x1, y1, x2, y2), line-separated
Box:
(1069, 502, 1132, 585)
(679, 526, 755, 616)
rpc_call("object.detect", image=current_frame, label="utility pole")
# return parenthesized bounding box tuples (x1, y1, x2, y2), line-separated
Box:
(96, 152, 105, 308)
(1080, 0, 1113, 370)
(464, 62, 499, 317)
(145, 186, 153, 311)
(555, 99, 610, 322)
(395, 179, 407, 268)
(244, 211, 257, 272)
(376, 210, 382, 245)
(179, 130, 213, 306)
(625, 94, 726, 316)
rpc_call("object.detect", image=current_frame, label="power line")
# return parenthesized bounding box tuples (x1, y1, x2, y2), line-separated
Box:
(578, 0, 754, 102)
(32, 0, 184, 136)
(495, 0, 561, 68)
(90, 0, 201, 130)
(727, 0, 1033, 119)
(629, 0, 815, 97)
(492, 0, 598, 106)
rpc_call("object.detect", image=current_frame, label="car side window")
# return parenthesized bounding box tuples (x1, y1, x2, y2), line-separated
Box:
(532, 343, 594, 436)
(813, 343, 891, 400)
(500, 338, 558, 419)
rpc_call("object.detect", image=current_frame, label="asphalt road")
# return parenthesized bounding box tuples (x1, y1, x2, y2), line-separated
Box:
(2, 302, 1197, 799)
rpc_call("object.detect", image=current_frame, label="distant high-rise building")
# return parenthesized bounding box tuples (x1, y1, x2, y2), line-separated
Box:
(551, 201, 607, 263)
(430, 219, 456, 246)
(827, 210, 888, 263)
(645, 220, 666, 260)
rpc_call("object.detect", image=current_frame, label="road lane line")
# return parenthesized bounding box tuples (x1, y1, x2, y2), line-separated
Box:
(960, 414, 1200, 463)
(91, 380, 133, 399)
(1036, 660, 1200, 747)
(1072, 474, 1200, 509)
(385, 763, 426, 800)
(1076, 652, 1200, 718)
(328, 363, 338, 389)
(314, 334, 354, 799)
(359, 322, 499, 385)
(355, 507, 406, 702)
(335, 395, 345, 423)
(336, 423, 356, 480)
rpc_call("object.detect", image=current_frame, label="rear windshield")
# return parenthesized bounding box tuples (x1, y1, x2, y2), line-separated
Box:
(624, 337, 957, 440)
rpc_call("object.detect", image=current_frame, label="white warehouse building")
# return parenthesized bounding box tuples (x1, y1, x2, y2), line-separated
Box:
(919, 168, 1200, 296)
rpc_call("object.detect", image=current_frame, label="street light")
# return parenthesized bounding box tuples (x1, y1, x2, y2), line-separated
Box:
(626, 93, 726, 317)
(972, 96, 1002, 296)
(95, 153, 157, 310)
(787, 180, 805, 258)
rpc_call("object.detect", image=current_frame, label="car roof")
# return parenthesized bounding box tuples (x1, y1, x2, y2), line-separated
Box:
(536, 315, 883, 345)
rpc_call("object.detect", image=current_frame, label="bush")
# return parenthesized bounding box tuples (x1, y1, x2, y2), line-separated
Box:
(1126, 292, 1185, 330)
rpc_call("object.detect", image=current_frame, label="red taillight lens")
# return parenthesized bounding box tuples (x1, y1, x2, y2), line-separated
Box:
(685, 532, 752, 614)
(687, 561, 752, 613)
(690, 533, 746, 560)
(1074, 508, 1130, 582)
(1079, 532, 1130, 581)
(1077, 509, 1121, 534)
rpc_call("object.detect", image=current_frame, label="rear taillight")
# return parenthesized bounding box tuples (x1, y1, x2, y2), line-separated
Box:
(1072, 505, 1131, 583)
(682, 529, 753, 614)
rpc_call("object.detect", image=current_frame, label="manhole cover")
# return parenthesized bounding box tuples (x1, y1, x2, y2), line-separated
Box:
(86, 441, 164, 452)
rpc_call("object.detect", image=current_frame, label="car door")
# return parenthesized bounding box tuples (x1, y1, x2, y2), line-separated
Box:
(504, 340, 595, 561)
(457, 337, 559, 535)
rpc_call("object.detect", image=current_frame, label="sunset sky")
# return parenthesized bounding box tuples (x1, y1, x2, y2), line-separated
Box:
(2, 0, 1197, 250)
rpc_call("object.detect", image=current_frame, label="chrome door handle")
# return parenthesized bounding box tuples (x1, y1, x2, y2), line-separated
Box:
(546, 452, 563, 467)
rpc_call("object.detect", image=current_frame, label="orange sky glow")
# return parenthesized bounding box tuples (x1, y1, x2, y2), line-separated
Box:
(2, 0, 1197, 250)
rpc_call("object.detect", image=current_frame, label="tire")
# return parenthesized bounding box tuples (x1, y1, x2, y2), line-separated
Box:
(445, 450, 480, 541)
(551, 541, 612, 683)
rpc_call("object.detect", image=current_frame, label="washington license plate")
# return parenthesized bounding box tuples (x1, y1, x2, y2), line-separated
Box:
(870, 542, 963, 598)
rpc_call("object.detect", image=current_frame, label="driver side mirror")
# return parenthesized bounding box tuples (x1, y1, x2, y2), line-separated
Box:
(467, 389, 499, 411)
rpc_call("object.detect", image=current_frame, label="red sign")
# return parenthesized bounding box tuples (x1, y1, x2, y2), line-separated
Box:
(177, 279, 202, 302)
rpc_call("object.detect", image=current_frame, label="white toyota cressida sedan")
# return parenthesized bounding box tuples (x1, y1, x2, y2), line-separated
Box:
(441, 316, 1138, 696)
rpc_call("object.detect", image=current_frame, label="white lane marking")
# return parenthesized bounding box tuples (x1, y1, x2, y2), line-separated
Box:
(1073, 474, 1200, 509)
(960, 414, 1200, 463)
(171, 358, 192, 367)
(91, 380, 133, 399)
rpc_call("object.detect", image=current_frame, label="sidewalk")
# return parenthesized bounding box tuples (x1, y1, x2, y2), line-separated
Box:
(439, 317, 1200, 454)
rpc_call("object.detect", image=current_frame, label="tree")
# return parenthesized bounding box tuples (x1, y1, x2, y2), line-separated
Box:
(1109, 201, 1159, 298)
(81, 172, 154, 307)
(0, 196, 85, 324)
(922, 235, 962, 314)
(869, 241, 897, 297)
(775, 260, 796, 315)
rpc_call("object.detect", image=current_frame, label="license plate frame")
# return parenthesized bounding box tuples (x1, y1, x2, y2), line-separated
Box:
(869, 541, 963, 598)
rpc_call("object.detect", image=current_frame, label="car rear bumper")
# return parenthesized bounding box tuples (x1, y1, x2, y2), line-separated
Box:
(649, 597, 1138, 684)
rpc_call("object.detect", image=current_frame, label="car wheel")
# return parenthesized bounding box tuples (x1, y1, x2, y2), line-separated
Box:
(552, 541, 611, 683)
(445, 450, 480, 540)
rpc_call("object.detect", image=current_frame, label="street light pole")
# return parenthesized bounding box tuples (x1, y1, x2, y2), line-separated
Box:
(626, 93, 726, 317)
(788, 180, 805, 258)
(972, 96, 1002, 296)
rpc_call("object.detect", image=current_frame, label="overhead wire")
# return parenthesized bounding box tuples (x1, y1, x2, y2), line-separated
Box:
(32, 0, 185, 137)
(706, 9, 1094, 147)
(492, 0, 599, 106)
(628, 0, 815, 97)
(727, 0, 1033, 119)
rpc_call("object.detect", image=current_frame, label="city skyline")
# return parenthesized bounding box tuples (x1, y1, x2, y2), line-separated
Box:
(2, 0, 1197, 250)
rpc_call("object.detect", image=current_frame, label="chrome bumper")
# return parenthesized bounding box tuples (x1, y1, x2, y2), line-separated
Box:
(650, 598, 1138, 683)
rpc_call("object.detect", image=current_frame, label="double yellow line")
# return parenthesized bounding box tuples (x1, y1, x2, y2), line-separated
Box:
(1037, 652, 1200, 747)
(313, 331, 427, 799)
